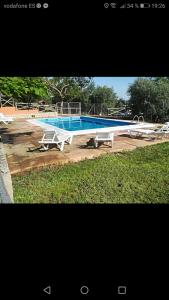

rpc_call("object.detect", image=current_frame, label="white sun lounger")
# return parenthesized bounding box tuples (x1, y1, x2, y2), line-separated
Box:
(38, 130, 73, 151)
(94, 131, 114, 148)
(128, 127, 168, 139)
(0, 113, 14, 125)
(159, 123, 169, 131)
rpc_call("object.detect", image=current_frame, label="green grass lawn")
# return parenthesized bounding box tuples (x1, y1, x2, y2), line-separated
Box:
(12, 142, 169, 203)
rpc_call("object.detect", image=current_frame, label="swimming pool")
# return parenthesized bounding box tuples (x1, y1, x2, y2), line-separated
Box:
(28, 116, 153, 135)
(38, 116, 133, 131)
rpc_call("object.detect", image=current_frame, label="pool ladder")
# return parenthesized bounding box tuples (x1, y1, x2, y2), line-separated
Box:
(133, 115, 144, 123)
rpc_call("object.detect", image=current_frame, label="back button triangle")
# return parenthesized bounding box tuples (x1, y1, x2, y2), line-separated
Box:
(43, 286, 51, 295)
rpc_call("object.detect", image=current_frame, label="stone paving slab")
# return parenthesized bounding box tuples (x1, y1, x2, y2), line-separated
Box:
(1, 119, 169, 175)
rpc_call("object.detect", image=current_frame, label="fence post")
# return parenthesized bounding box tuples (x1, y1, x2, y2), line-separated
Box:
(55, 102, 57, 113)
(79, 102, 81, 115)
(68, 102, 70, 115)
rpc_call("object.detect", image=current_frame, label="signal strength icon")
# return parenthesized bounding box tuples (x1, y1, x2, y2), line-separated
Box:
(120, 3, 126, 8)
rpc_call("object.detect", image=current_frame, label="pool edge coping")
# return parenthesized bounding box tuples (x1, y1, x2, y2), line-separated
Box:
(27, 116, 156, 136)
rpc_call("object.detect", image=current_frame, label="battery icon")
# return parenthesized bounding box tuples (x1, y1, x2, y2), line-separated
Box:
(140, 3, 150, 8)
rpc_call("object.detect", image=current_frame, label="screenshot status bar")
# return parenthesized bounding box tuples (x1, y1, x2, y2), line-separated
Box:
(104, 2, 166, 9)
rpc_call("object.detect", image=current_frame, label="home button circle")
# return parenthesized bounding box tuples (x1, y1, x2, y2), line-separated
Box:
(80, 285, 89, 295)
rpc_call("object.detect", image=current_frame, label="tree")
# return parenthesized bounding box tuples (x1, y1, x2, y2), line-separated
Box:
(45, 77, 93, 112)
(128, 78, 155, 120)
(115, 98, 126, 107)
(128, 77, 169, 121)
(89, 86, 118, 114)
(45, 77, 70, 104)
(153, 78, 169, 121)
(0, 77, 49, 104)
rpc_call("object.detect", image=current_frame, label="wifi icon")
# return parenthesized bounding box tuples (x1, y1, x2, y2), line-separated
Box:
(110, 3, 117, 8)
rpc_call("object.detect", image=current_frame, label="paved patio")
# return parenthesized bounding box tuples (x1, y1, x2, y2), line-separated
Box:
(0, 119, 168, 175)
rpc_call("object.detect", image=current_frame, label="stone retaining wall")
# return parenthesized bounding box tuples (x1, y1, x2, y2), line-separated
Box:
(0, 142, 13, 203)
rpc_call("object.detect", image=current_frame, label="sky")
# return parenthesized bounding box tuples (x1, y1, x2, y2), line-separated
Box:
(93, 77, 138, 100)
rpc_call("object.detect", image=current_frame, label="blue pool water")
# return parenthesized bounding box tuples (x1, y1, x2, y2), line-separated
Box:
(38, 116, 133, 132)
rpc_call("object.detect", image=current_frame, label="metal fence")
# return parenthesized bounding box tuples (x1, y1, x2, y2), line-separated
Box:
(86, 104, 109, 115)
(15, 101, 81, 114)
(0, 97, 82, 115)
(55, 102, 81, 115)
(86, 104, 131, 117)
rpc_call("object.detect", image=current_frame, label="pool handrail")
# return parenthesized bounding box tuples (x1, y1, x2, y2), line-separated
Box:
(133, 115, 144, 123)
(133, 115, 139, 123)
(138, 115, 144, 123)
